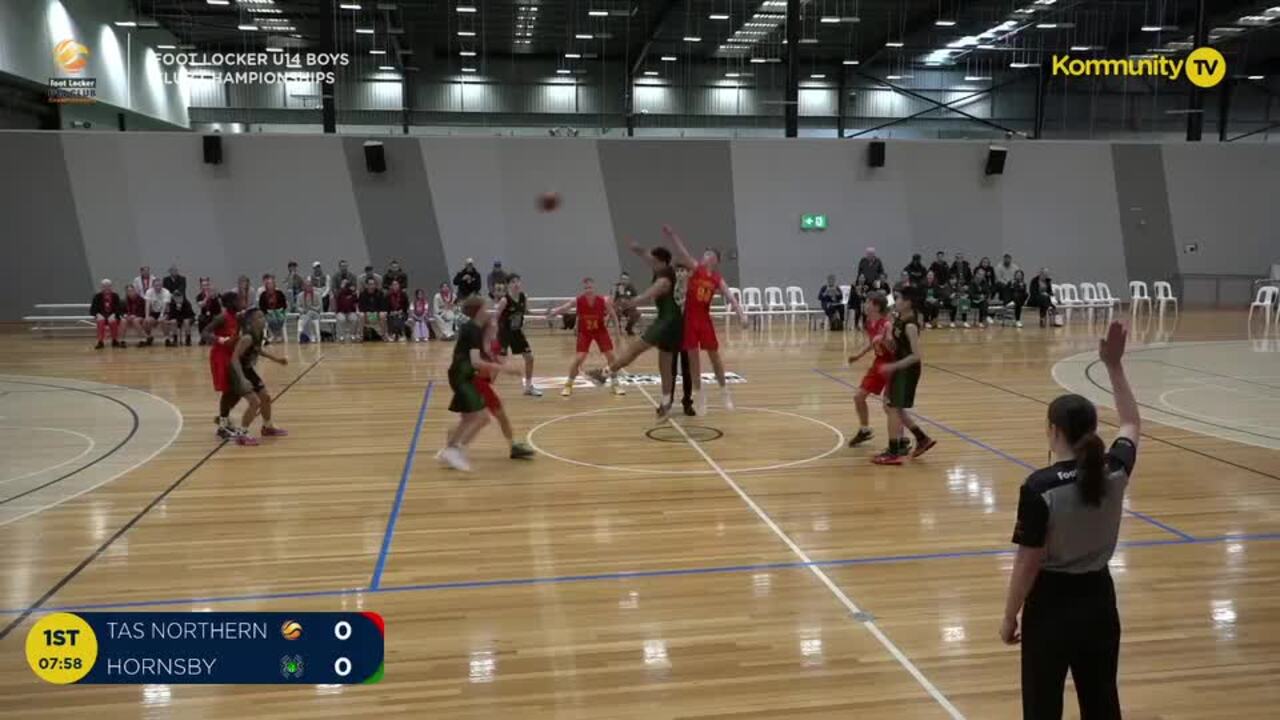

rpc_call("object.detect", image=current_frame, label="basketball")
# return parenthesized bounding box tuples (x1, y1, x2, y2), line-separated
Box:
(536, 191, 561, 213)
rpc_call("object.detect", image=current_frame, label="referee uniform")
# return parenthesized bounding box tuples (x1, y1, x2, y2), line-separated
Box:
(1012, 436, 1137, 719)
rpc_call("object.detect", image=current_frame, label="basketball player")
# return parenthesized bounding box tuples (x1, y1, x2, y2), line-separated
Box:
(548, 278, 624, 397)
(499, 274, 542, 397)
(845, 293, 892, 447)
(468, 295, 536, 460)
(662, 224, 748, 414)
(203, 291, 242, 440)
(229, 308, 289, 446)
(872, 287, 937, 465)
(588, 241, 681, 418)
(439, 296, 524, 471)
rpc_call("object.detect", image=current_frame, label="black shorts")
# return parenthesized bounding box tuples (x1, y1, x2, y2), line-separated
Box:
(886, 366, 920, 409)
(233, 364, 266, 396)
(149, 311, 164, 320)
(500, 329, 530, 355)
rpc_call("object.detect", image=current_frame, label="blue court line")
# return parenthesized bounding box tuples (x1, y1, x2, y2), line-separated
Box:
(368, 381, 434, 590)
(5, 533, 1278, 616)
(812, 368, 1198, 542)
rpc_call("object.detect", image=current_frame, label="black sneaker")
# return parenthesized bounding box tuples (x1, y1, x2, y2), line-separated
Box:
(656, 402, 672, 420)
(94, 341, 105, 350)
(510, 442, 536, 460)
(848, 428, 874, 447)
(185, 335, 192, 346)
(682, 401, 696, 417)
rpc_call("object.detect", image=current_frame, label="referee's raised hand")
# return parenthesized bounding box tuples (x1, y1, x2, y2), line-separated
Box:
(1099, 320, 1127, 367)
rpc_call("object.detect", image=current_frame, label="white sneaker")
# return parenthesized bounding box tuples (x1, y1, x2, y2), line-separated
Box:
(1016, 321, 1024, 328)
(963, 322, 971, 329)
(561, 383, 573, 397)
(612, 382, 627, 396)
(524, 384, 543, 397)
(722, 386, 735, 411)
(949, 322, 957, 329)
(440, 446, 472, 472)
(977, 322, 985, 329)
(695, 392, 708, 417)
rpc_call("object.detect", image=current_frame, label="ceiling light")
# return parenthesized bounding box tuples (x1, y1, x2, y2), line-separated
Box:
(457, 30, 475, 37)
(356, 27, 374, 34)
(842, 59, 859, 65)
(645, 70, 659, 76)
(157, 44, 176, 49)
(556, 68, 571, 74)
(749, 57, 767, 63)
(683, 36, 702, 42)
(935, 20, 956, 27)
(886, 74, 904, 80)
(810, 73, 826, 79)
(237, 24, 259, 31)
(821, 16, 841, 24)
(1247, 75, 1265, 80)
(339, 3, 362, 9)
(379, 65, 394, 70)
(266, 46, 285, 53)
(978, 43, 997, 49)
(710, 13, 730, 20)
(886, 41, 904, 48)
(661, 55, 677, 61)
(1069, 45, 1092, 51)
(114, 20, 138, 27)
(725, 72, 740, 77)
(206, 0, 229, 5)
(1141, 25, 1175, 32)
(456, 5, 477, 12)
(589, 10, 608, 17)
(370, 49, 386, 55)
(576, 33, 593, 39)
(460, 50, 476, 56)
(462, 67, 477, 73)
(1010, 61, 1039, 68)
(565, 53, 581, 58)
(964, 75, 992, 81)
(1036, 23, 1058, 29)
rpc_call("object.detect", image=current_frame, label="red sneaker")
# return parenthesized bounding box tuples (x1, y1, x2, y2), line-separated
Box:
(262, 426, 289, 437)
(871, 452, 903, 466)
(234, 434, 260, 446)
(911, 438, 937, 459)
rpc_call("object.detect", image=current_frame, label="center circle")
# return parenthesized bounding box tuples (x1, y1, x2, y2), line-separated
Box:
(525, 405, 846, 475)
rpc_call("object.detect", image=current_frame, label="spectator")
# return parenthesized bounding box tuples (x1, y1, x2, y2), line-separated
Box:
(311, 261, 332, 310)
(284, 261, 305, 311)
(977, 257, 996, 287)
(162, 265, 187, 298)
(944, 274, 968, 328)
(333, 280, 360, 342)
(487, 260, 508, 293)
(999, 268, 1029, 328)
(123, 284, 147, 345)
(132, 265, 154, 294)
(969, 267, 994, 328)
(195, 278, 220, 344)
(357, 276, 386, 341)
(904, 253, 928, 286)
(950, 252, 974, 285)
(818, 274, 845, 331)
(384, 259, 408, 291)
(296, 277, 323, 344)
(454, 258, 482, 299)
(409, 288, 431, 342)
(431, 282, 458, 340)
(168, 290, 196, 346)
(857, 247, 886, 283)
(143, 277, 172, 347)
(259, 274, 289, 343)
(921, 271, 943, 329)
(360, 264, 383, 291)
(385, 279, 409, 342)
(995, 253, 1021, 291)
(1028, 267, 1056, 327)
(90, 279, 123, 349)
(893, 271, 912, 297)
(929, 251, 951, 285)
(331, 260, 357, 301)
(613, 272, 641, 335)
(235, 275, 253, 311)
(849, 273, 869, 330)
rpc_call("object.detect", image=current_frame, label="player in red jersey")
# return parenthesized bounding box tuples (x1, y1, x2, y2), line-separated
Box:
(662, 225, 748, 415)
(845, 293, 893, 448)
(203, 291, 244, 441)
(548, 278, 624, 397)
(462, 293, 536, 459)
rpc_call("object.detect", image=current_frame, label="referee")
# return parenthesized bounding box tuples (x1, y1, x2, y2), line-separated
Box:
(1002, 321, 1140, 720)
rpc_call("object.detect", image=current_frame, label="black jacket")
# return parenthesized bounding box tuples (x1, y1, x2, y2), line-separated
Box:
(904, 261, 928, 285)
(950, 261, 973, 285)
(90, 291, 123, 318)
(857, 257, 886, 282)
(454, 268, 482, 298)
(928, 261, 950, 285)
(1029, 275, 1054, 304)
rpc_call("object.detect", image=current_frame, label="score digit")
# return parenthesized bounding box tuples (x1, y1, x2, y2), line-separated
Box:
(334, 621, 352, 640)
(334, 657, 351, 677)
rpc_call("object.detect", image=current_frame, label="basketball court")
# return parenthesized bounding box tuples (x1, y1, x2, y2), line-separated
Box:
(2, 311, 1277, 719)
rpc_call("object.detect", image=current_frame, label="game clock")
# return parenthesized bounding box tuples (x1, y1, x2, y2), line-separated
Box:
(26, 611, 384, 685)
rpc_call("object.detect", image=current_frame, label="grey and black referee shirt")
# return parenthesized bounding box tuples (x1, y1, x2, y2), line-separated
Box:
(1011, 437, 1137, 573)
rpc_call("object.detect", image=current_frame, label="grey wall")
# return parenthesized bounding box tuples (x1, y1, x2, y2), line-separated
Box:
(5, 131, 1280, 319)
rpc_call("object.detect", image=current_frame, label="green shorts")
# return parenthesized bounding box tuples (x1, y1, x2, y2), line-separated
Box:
(642, 316, 682, 353)
(885, 367, 920, 409)
(448, 375, 485, 414)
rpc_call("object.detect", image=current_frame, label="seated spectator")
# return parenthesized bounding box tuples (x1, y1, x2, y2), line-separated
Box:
(994, 253, 1020, 293)
(944, 275, 968, 328)
(167, 290, 196, 346)
(384, 259, 408, 292)
(143, 277, 172, 347)
(929, 251, 950, 285)
(1028, 267, 1056, 327)
(488, 260, 508, 294)
(310, 261, 332, 311)
(195, 278, 220, 345)
(357, 276, 386, 341)
(90, 279, 123, 349)
(360, 264, 383, 291)
(613, 272, 641, 335)
(333, 280, 360, 342)
(818, 275, 846, 331)
(296, 277, 323, 344)
(163, 265, 187, 298)
(259, 274, 289, 343)
(331, 260, 357, 303)
(848, 273, 869, 330)
(857, 247, 886, 283)
(904, 254, 927, 286)
(409, 288, 431, 342)
(385, 280, 409, 342)
(976, 257, 996, 288)
(969, 267, 994, 328)
(235, 275, 253, 311)
(454, 259, 482, 299)
(284, 261, 304, 311)
(893, 271, 912, 298)
(999, 268, 1029, 328)
(123, 284, 147, 345)
(950, 253, 973, 286)
(921, 271, 943, 328)
(431, 282, 458, 340)
(132, 265, 154, 294)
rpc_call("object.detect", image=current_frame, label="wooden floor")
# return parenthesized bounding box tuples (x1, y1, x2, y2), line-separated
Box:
(1, 310, 1278, 719)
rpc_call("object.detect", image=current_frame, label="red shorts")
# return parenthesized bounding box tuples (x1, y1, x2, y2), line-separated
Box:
(473, 377, 503, 414)
(210, 349, 232, 393)
(859, 362, 888, 396)
(683, 311, 719, 351)
(576, 330, 613, 354)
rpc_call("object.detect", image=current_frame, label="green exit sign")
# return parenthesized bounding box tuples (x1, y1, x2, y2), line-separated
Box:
(801, 214, 828, 231)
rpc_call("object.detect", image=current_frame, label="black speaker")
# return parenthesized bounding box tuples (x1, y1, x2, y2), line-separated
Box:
(868, 140, 885, 168)
(364, 141, 386, 173)
(985, 146, 1007, 175)
(202, 135, 222, 165)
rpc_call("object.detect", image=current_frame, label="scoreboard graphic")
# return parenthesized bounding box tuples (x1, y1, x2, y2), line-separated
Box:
(26, 612, 384, 685)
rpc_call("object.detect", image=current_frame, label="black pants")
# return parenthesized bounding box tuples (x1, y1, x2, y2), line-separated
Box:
(1029, 296, 1055, 321)
(1021, 569, 1122, 720)
(849, 297, 863, 330)
(922, 300, 940, 324)
(672, 350, 693, 406)
(823, 303, 845, 330)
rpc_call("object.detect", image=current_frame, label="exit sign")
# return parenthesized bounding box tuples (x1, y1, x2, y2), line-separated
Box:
(801, 214, 828, 231)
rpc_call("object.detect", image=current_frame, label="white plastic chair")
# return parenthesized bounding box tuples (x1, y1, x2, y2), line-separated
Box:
(765, 286, 787, 316)
(728, 286, 743, 310)
(742, 287, 763, 327)
(1079, 282, 1111, 322)
(1057, 283, 1082, 323)
(1129, 281, 1152, 315)
(1096, 282, 1120, 310)
(839, 284, 852, 306)
(1248, 286, 1278, 328)
(1153, 281, 1179, 318)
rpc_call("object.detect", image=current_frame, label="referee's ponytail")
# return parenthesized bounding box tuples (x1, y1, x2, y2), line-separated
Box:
(1048, 394, 1108, 507)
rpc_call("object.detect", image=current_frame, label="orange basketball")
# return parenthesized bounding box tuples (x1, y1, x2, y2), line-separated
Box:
(536, 191, 561, 213)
